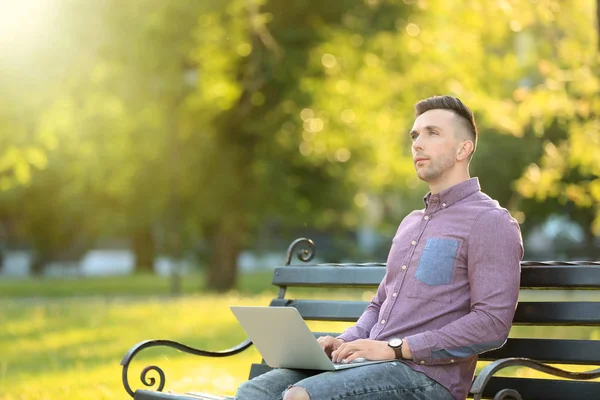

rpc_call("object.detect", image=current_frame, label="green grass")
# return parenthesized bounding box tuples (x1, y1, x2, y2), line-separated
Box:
(1, 276, 600, 400)
(0, 271, 274, 298)
(0, 272, 278, 400)
(0, 294, 272, 400)
(0, 292, 356, 400)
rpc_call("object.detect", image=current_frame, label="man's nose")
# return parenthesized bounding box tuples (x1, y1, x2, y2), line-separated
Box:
(412, 135, 423, 152)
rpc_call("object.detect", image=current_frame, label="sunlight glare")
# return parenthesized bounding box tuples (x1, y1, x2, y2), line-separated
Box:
(0, 0, 55, 52)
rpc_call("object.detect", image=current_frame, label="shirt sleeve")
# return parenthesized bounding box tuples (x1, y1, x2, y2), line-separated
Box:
(336, 271, 388, 342)
(404, 208, 523, 365)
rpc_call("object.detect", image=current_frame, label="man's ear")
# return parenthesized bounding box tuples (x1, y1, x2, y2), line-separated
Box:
(456, 140, 474, 161)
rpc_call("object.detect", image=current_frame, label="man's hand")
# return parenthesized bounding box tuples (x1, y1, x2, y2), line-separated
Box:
(317, 335, 345, 357)
(330, 339, 395, 363)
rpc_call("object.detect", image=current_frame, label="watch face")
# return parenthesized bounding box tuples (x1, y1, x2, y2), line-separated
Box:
(389, 338, 403, 348)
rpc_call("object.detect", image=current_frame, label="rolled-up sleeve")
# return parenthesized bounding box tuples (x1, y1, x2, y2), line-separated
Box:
(405, 209, 523, 365)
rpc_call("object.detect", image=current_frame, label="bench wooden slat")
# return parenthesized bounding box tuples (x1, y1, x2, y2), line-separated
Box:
(269, 299, 367, 322)
(480, 338, 600, 364)
(311, 332, 600, 365)
(514, 302, 600, 325)
(481, 377, 600, 400)
(271, 299, 600, 325)
(273, 266, 384, 287)
(273, 265, 600, 289)
(520, 266, 600, 288)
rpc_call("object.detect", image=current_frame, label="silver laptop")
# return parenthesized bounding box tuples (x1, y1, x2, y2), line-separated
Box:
(230, 306, 389, 371)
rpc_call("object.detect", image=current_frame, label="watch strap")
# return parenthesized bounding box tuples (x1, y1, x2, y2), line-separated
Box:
(392, 344, 403, 359)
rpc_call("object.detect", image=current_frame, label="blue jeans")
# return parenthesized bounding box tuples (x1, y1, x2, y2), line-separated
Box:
(234, 361, 454, 400)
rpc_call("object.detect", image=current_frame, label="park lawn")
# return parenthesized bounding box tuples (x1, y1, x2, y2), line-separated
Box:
(0, 293, 277, 400)
(0, 285, 358, 400)
(0, 271, 274, 298)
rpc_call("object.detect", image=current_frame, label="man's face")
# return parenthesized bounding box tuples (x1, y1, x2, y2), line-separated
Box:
(409, 109, 462, 183)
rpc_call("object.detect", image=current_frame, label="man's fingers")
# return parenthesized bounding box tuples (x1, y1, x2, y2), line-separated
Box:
(318, 336, 337, 355)
(317, 338, 327, 350)
(344, 352, 364, 363)
(331, 342, 355, 362)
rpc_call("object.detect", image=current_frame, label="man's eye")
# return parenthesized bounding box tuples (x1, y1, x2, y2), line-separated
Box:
(430, 131, 438, 135)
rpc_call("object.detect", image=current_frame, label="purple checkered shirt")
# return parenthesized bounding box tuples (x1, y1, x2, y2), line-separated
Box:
(338, 178, 523, 400)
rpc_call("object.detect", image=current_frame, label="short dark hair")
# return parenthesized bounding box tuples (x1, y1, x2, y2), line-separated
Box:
(414, 95, 478, 152)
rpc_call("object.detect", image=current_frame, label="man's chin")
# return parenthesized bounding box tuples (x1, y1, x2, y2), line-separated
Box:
(416, 171, 429, 182)
(417, 171, 440, 184)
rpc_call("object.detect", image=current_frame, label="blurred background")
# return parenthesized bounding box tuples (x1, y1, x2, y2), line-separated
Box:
(1, 0, 600, 291)
(1, 0, 600, 399)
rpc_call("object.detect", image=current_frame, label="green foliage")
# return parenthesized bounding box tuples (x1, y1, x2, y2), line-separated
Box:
(1, 0, 599, 280)
(502, 0, 600, 235)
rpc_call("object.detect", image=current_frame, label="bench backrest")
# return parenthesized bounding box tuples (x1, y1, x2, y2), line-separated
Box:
(271, 262, 600, 364)
(250, 239, 600, 399)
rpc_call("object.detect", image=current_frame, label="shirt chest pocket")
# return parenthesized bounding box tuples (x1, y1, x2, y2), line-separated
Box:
(405, 237, 460, 303)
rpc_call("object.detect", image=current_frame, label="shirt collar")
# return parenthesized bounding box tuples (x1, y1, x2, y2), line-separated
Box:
(423, 177, 481, 209)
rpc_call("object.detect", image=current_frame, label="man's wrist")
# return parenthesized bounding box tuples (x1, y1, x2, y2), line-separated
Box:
(401, 339, 412, 359)
(387, 338, 404, 359)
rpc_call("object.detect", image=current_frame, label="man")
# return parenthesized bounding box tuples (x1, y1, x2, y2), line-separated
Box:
(235, 95, 524, 400)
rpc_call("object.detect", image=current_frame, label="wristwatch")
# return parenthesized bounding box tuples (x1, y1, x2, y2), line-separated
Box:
(388, 338, 404, 359)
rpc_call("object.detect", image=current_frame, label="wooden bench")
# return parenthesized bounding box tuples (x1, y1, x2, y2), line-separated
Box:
(121, 238, 600, 400)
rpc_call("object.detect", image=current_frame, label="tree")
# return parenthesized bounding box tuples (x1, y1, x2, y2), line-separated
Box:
(1, 0, 598, 282)
(507, 0, 600, 253)
(190, 0, 415, 290)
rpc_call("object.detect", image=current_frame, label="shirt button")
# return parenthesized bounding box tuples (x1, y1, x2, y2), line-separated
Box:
(442, 203, 447, 207)
(381, 319, 386, 325)
(424, 215, 430, 221)
(411, 240, 417, 245)
(401, 265, 407, 270)
(392, 292, 398, 297)
(420, 360, 425, 364)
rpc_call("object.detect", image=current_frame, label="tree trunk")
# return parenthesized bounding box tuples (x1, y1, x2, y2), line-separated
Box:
(597, 0, 600, 51)
(584, 225, 600, 259)
(30, 252, 50, 276)
(206, 218, 242, 292)
(132, 227, 155, 273)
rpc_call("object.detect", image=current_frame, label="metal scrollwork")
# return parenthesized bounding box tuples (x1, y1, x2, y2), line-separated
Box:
(278, 238, 316, 299)
(121, 339, 252, 398)
(285, 238, 315, 266)
(140, 365, 166, 392)
(493, 389, 523, 400)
